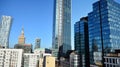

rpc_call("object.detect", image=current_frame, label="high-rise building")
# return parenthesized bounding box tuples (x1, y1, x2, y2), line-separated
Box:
(18, 27, 25, 44)
(74, 17, 90, 67)
(34, 38, 40, 49)
(0, 49, 23, 67)
(14, 27, 32, 53)
(0, 15, 12, 48)
(88, 0, 120, 65)
(52, 0, 71, 57)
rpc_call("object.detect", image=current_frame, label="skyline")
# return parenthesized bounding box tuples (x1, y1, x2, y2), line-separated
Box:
(0, 0, 120, 49)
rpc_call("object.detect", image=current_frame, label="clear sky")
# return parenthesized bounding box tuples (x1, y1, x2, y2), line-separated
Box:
(0, 0, 120, 49)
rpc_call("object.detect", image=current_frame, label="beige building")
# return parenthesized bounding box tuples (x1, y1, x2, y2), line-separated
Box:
(18, 27, 25, 44)
(43, 56, 55, 67)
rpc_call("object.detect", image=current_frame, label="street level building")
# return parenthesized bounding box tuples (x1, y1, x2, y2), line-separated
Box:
(43, 56, 55, 67)
(24, 53, 40, 67)
(0, 49, 23, 67)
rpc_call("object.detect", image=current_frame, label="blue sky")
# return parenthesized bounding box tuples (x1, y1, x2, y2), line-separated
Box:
(0, 0, 120, 49)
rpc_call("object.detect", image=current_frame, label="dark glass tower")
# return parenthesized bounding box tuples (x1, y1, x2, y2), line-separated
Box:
(74, 17, 89, 67)
(88, 0, 120, 65)
(52, 0, 71, 57)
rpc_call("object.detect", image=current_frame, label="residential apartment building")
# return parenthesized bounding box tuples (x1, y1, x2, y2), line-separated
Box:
(0, 49, 23, 67)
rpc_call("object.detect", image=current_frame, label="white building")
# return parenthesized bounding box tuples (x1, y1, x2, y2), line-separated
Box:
(24, 53, 40, 67)
(0, 49, 23, 67)
(70, 52, 80, 67)
(0, 16, 12, 48)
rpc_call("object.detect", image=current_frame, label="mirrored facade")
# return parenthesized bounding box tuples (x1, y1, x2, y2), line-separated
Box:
(0, 16, 12, 48)
(52, 0, 71, 57)
(88, 0, 120, 64)
(74, 17, 89, 67)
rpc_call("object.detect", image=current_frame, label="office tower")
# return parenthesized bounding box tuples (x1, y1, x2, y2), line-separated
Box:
(34, 38, 40, 49)
(88, 0, 120, 65)
(18, 27, 25, 44)
(0, 16, 12, 48)
(74, 17, 89, 67)
(43, 56, 55, 67)
(14, 27, 32, 53)
(0, 49, 23, 67)
(52, 0, 71, 57)
(24, 53, 40, 67)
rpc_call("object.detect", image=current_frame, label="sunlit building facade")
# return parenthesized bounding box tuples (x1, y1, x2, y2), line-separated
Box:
(0, 49, 23, 67)
(88, 0, 120, 65)
(0, 16, 12, 48)
(52, 0, 71, 57)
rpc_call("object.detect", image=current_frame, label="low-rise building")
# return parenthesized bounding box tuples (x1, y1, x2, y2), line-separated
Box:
(70, 52, 80, 67)
(24, 53, 40, 67)
(43, 56, 55, 67)
(0, 49, 23, 67)
(104, 53, 120, 67)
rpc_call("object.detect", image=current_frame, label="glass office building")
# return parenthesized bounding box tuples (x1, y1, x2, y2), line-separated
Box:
(88, 0, 120, 64)
(0, 16, 12, 48)
(52, 0, 71, 57)
(74, 17, 89, 67)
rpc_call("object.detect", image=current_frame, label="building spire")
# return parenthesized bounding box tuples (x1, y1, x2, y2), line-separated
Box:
(21, 26, 24, 35)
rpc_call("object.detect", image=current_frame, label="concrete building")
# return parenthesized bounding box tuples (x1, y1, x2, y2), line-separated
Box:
(0, 15, 12, 48)
(70, 52, 80, 67)
(104, 51, 120, 67)
(34, 48, 51, 54)
(34, 38, 41, 49)
(14, 27, 32, 53)
(43, 56, 55, 67)
(52, 0, 71, 57)
(34, 48, 51, 67)
(24, 53, 40, 67)
(0, 49, 23, 67)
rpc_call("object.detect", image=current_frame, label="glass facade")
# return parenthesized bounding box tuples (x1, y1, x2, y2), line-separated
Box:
(0, 16, 12, 48)
(74, 17, 89, 67)
(88, 0, 120, 64)
(52, 0, 71, 57)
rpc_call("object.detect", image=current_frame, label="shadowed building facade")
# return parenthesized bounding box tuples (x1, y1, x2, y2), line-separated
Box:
(74, 17, 89, 67)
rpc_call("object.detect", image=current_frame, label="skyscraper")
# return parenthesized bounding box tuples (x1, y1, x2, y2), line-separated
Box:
(0, 15, 12, 48)
(52, 0, 71, 57)
(34, 38, 40, 49)
(14, 27, 32, 53)
(18, 27, 25, 44)
(88, 0, 120, 65)
(74, 17, 89, 67)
